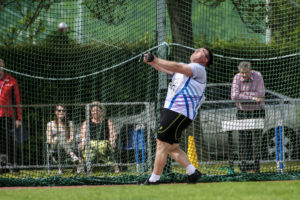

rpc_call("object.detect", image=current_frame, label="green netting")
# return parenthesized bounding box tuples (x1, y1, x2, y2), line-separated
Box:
(2, 172, 300, 187)
(0, 0, 300, 186)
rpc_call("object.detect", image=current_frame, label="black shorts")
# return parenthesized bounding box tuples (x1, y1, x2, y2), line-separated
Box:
(157, 108, 192, 144)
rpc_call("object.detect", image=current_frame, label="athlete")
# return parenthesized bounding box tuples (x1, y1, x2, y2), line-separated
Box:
(141, 47, 213, 184)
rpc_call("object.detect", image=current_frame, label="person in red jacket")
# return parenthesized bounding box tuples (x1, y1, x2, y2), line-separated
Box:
(0, 59, 22, 167)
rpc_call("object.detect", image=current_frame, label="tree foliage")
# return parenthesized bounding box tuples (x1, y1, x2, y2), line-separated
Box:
(1, 0, 299, 47)
(0, 0, 51, 46)
(82, 0, 129, 25)
(162, 0, 299, 46)
(195, 0, 300, 42)
(268, 0, 300, 43)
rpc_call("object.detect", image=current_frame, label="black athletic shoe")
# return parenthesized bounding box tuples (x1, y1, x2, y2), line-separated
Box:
(138, 178, 160, 185)
(187, 169, 202, 184)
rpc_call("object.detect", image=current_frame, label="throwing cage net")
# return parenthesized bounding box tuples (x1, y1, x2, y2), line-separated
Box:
(0, 0, 300, 186)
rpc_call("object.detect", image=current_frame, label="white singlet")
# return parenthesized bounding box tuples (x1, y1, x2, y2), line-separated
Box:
(164, 63, 206, 120)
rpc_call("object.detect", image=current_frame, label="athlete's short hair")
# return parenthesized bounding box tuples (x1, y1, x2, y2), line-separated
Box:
(203, 47, 213, 67)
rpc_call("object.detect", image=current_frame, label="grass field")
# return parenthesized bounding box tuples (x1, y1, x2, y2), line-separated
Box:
(1, 181, 300, 200)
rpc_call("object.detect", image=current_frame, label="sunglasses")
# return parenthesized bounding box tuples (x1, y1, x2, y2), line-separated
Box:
(56, 109, 65, 113)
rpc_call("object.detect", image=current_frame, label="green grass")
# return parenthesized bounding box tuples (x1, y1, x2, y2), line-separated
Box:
(1, 181, 300, 200)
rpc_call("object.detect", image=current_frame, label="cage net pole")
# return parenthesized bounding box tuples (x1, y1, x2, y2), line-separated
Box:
(156, 0, 170, 173)
(157, 0, 167, 105)
(85, 104, 91, 176)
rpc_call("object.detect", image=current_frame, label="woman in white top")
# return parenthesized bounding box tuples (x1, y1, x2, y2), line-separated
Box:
(46, 104, 79, 174)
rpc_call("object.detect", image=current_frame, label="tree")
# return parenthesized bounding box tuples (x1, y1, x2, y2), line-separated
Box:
(82, 0, 129, 25)
(0, 0, 51, 46)
(230, 0, 300, 43)
(267, 0, 300, 43)
(166, 0, 193, 47)
(166, 0, 300, 46)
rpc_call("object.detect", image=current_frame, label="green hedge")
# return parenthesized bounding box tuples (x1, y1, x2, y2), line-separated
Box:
(1, 37, 299, 107)
(0, 36, 158, 105)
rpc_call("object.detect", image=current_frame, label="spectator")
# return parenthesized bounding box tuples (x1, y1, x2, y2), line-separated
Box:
(0, 58, 22, 168)
(231, 61, 265, 173)
(78, 101, 119, 173)
(46, 104, 80, 174)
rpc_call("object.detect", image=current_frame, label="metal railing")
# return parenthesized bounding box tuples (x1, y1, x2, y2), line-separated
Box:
(1, 99, 300, 174)
(181, 99, 300, 172)
(0, 103, 155, 174)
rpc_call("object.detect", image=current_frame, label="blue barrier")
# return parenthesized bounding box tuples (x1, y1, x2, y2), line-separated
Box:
(122, 124, 146, 173)
(135, 125, 146, 173)
(275, 124, 284, 172)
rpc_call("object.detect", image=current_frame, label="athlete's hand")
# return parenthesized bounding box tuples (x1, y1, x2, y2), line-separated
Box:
(144, 52, 154, 62)
(139, 52, 155, 63)
(15, 120, 22, 128)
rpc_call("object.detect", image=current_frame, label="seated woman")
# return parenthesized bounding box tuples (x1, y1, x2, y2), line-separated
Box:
(78, 101, 119, 173)
(46, 104, 80, 174)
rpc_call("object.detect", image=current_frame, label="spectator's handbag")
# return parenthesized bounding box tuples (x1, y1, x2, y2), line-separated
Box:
(0, 153, 9, 173)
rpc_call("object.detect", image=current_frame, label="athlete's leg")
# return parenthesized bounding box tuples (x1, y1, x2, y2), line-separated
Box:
(168, 143, 191, 168)
(168, 143, 201, 183)
(152, 139, 172, 175)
